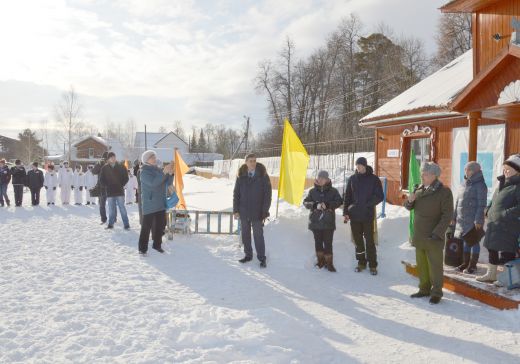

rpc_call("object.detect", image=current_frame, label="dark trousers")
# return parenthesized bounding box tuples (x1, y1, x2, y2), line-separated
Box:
(312, 229, 334, 254)
(351, 220, 377, 268)
(13, 185, 24, 206)
(30, 188, 41, 205)
(139, 210, 166, 253)
(241, 218, 266, 261)
(488, 249, 516, 265)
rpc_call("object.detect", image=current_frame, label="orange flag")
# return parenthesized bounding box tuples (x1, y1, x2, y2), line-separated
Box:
(174, 149, 189, 209)
(124, 160, 129, 170)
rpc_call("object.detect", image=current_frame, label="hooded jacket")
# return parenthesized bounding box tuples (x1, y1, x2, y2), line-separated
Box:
(343, 165, 384, 222)
(453, 170, 488, 238)
(303, 180, 343, 230)
(26, 168, 44, 189)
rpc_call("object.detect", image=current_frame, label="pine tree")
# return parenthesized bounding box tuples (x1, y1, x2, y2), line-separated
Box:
(190, 133, 198, 152)
(198, 129, 207, 153)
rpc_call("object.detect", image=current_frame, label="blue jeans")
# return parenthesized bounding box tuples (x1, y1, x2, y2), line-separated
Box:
(0, 184, 8, 205)
(463, 240, 480, 254)
(107, 196, 129, 228)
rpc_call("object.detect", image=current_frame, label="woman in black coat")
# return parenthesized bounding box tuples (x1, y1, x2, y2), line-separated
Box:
(477, 155, 520, 284)
(303, 170, 343, 272)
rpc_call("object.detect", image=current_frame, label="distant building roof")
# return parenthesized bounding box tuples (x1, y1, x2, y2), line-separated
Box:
(134, 132, 168, 148)
(360, 49, 473, 125)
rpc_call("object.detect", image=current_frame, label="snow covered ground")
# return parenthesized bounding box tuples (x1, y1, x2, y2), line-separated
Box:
(1, 174, 519, 363)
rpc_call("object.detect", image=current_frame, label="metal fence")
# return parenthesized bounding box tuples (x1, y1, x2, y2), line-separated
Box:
(253, 136, 375, 158)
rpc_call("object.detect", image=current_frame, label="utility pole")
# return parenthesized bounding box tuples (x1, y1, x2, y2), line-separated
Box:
(144, 124, 148, 150)
(243, 115, 250, 152)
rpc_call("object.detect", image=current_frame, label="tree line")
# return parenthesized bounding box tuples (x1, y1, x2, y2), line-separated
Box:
(254, 12, 472, 150)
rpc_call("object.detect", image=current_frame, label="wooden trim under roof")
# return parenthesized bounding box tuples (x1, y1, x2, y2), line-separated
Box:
(440, 0, 502, 13)
(450, 44, 519, 111)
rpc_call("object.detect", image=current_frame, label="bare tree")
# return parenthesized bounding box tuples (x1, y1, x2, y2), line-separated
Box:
(434, 13, 472, 67)
(55, 86, 83, 162)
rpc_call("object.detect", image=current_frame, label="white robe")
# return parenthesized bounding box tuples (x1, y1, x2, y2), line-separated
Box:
(58, 168, 73, 204)
(44, 171, 58, 204)
(73, 171, 85, 204)
(84, 170, 98, 203)
(125, 175, 138, 204)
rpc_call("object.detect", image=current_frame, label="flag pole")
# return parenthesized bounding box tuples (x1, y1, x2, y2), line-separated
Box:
(275, 122, 287, 219)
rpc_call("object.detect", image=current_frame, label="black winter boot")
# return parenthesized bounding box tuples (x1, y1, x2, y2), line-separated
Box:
(456, 252, 470, 272)
(464, 253, 479, 274)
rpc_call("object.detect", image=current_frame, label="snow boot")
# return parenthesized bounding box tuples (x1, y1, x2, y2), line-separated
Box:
(429, 296, 441, 305)
(370, 267, 378, 276)
(411, 291, 430, 298)
(463, 253, 479, 274)
(152, 244, 164, 253)
(315, 251, 325, 269)
(456, 252, 471, 272)
(239, 256, 253, 264)
(476, 263, 497, 282)
(260, 258, 267, 268)
(355, 263, 366, 273)
(325, 254, 336, 272)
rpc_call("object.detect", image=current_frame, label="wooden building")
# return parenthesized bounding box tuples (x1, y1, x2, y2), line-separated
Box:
(360, 0, 520, 205)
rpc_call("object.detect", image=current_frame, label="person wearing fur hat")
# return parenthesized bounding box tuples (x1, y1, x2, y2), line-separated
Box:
(58, 161, 73, 204)
(303, 170, 343, 272)
(72, 165, 85, 205)
(11, 159, 27, 207)
(477, 154, 520, 284)
(27, 162, 44, 206)
(0, 159, 11, 207)
(138, 150, 174, 254)
(233, 153, 272, 268)
(99, 152, 130, 229)
(44, 164, 58, 205)
(343, 156, 384, 275)
(84, 165, 98, 205)
(451, 161, 488, 274)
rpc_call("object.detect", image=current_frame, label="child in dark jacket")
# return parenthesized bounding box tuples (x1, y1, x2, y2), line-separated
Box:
(303, 170, 343, 272)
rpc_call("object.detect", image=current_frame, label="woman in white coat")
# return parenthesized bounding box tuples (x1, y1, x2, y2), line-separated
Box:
(125, 170, 138, 204)
(85, 165, 98, 205)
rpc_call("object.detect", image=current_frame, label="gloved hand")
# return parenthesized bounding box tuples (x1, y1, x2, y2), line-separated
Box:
(79, 186, 83, 191)
(45, 186, 48, 190)
(71, 186, 74, 190)
(53, 187, 56, 190)
(262, 211, 270, 220)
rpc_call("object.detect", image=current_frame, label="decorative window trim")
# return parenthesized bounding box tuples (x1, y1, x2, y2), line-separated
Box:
(399, 125, 436, 191)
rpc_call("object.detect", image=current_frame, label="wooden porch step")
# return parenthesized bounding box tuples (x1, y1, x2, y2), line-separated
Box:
(401, 261, 520, 310)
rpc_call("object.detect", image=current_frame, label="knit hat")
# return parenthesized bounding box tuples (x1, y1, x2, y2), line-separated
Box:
(355, 157, 368, 167)
(504, 154, 520, 172)
(141, 150, 157, 164)
(317, 170, 329, 180)
(464, 161, 481, 173)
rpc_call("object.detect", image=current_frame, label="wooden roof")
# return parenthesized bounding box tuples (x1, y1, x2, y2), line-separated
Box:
(440, 0, 502, 13)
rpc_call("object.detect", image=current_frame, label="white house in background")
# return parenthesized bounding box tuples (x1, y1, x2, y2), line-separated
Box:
(132, 131, 223, 166)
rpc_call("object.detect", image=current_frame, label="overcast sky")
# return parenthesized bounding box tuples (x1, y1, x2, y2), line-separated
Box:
(0, 0, 447, 141)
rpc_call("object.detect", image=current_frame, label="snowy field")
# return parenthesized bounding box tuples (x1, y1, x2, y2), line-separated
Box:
(1, 174, 520, 363)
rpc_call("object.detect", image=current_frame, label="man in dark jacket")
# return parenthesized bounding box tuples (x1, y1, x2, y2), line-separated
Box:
(11, 159, 27, 207)
(26, 162, 44, 206)
(343, 157, 384, 275)
(304, 170, 343, 272)
(99, 152, 130, 229)
(0, 159, 11, 207)
(92, 151, 116, 224)
(233, 153, 272, 268)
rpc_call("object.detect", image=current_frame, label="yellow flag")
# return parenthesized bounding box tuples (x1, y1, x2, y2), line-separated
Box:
(174, 149, 190, 209)
(278, 119, 310, 206)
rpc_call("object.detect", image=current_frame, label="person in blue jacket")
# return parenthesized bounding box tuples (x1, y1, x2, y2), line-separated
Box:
(138, 150, 174, 255)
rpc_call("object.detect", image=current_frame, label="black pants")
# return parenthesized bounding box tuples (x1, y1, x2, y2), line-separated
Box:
(351, 220, 377, 268)
(241, 218, 266, 261)
(488, 249, 516, 265)
(312, 229, 334, 254)
(30, 188, 41, 205)
(139, 210, 166, 253)
(13, 185, 24, 206)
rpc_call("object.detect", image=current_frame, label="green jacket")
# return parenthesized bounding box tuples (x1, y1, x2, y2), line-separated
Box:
(404, 179, 454, 247)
